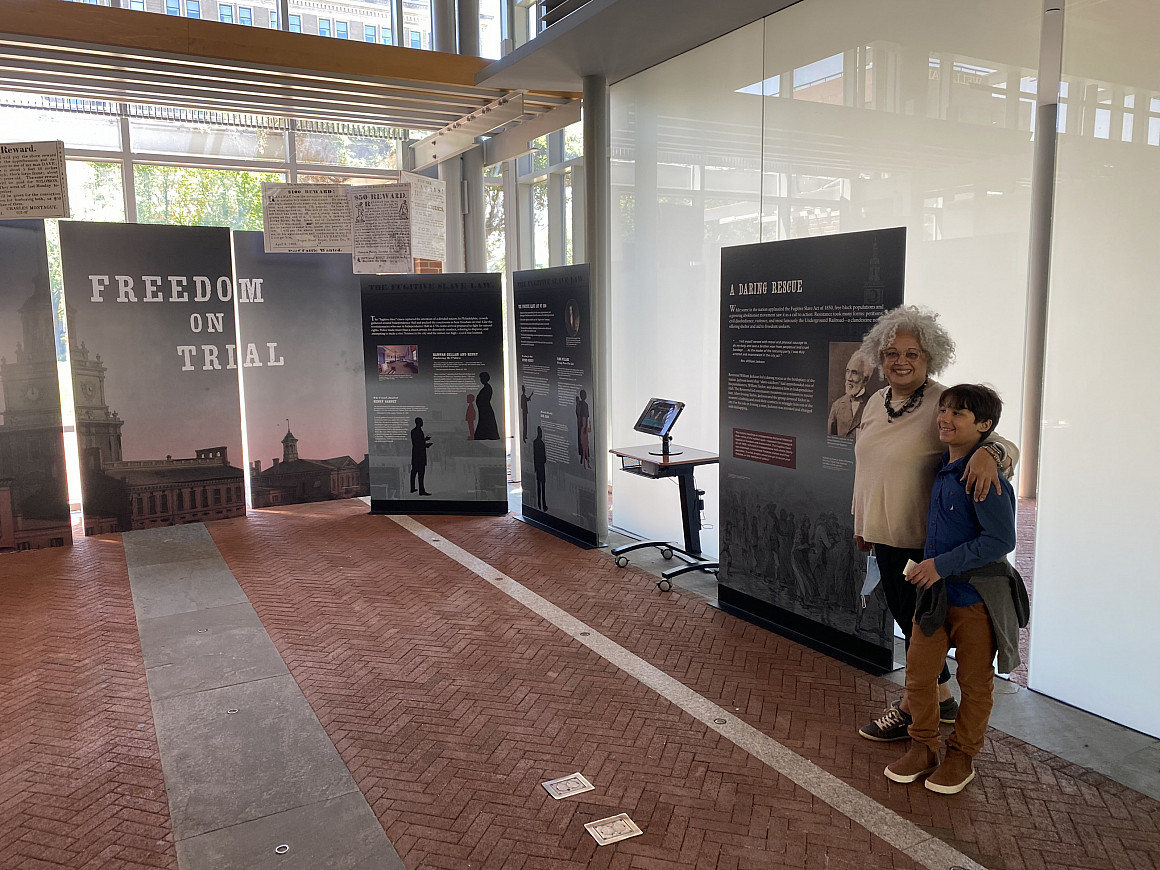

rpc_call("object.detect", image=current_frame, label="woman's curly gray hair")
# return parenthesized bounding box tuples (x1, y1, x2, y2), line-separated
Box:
(859, 305, 956, 377)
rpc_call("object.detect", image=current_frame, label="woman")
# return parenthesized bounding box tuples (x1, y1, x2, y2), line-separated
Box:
(852, 306, 1015, 742)
(473, 372, 501, 441)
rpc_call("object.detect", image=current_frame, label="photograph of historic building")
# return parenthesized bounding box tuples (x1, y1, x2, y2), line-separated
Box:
(251, 425, 368, 507)
(0, 222, 71, 553)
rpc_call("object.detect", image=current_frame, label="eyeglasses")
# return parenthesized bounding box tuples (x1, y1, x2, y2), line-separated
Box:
(882, 349, 924, 363)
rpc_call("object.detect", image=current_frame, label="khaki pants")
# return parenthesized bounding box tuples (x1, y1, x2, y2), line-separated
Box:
(905, 603, 996, 757)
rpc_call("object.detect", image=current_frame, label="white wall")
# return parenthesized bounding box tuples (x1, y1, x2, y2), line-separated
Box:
(1029, 0, 1160, 738)
(609, 0, 1039, 558)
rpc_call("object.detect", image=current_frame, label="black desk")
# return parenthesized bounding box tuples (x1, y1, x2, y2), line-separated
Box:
(609, 444, 719, 590)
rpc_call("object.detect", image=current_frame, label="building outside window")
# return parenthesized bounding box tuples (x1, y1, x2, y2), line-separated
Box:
(383, 27, 392, 43)
(129, 0, 145, 9)
(239, 6, 251, 25)
(409, 29, 420, 48)
(336, 21, 348, 39)
(289, 14, 301, 32)
(186, 0, 200, 19)
(318, 18, 331, 36)
(269, 8, 278, 29)
(219, 4, 233, 23)
(365, 25, 376, 43)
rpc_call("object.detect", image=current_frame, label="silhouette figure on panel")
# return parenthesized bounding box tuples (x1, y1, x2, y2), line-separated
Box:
(519, 385, 534, 442)
(410, 417, 432, 495)
(575, 389, 591, 468)
(473, 371, 501, 440)
(533, 426, 547, 511)
(465, 394, 476, 440)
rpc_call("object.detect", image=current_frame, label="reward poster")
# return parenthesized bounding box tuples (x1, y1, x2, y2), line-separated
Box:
(0, 220, 71, 552)
(60, 222, 246, 534)
(513, 265, 599, 547)
(361, 274, 506, 514)
(718, 228, 904, 671)
(233, 231, 368, 508)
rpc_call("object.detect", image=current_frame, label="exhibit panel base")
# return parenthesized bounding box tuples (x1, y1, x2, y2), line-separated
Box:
(716, 586, 894, 676)
(517, 506, 600, 549)
(369, 499, 508, 516)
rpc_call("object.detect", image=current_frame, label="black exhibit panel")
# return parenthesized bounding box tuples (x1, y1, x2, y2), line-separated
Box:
(360, 273, 507, 516)
(718, 228, 905, 673)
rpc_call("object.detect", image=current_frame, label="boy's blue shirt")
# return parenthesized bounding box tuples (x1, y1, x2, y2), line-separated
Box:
(924, 445, 1017, 607)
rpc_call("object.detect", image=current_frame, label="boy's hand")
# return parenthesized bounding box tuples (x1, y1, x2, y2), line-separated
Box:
(906, 558, 942, 589)
(853, 535, 872, 553)
(962, 448, 1001, 501)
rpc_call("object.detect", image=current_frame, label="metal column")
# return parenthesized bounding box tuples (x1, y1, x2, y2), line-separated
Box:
(1019, 1, 1065, 498)
(584, 74, 610, 544)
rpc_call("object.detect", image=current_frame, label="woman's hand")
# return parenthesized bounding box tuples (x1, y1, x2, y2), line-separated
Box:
(906, 558, 942, 589)
(962, 447, 1001, 502)
(853, 535, 872, 553)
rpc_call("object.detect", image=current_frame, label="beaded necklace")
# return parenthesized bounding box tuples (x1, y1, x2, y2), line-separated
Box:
(884, 379, 927, 422)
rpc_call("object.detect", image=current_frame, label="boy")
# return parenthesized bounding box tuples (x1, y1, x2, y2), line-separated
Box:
(883, 384, 1027, 794)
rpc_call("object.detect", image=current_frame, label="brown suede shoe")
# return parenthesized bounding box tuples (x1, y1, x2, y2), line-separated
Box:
(884, 743, 939, 784)
(925, 746, 975, 794)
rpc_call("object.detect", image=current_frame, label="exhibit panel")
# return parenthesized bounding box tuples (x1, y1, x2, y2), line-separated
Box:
(513, 264, 600, 547)
(360, 274, 507, 515)
(232, 231, 369, 508)
(59, 222, 245, 534)
(717, 229, 904, 671)
(1030, 0, 1160, 739)
(0, 220, 72, 553)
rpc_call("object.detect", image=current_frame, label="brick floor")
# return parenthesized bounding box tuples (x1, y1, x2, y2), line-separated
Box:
(205, 501, 1160, 870)
(0, 537, 176, 870)
(2, 502, 1156, 870)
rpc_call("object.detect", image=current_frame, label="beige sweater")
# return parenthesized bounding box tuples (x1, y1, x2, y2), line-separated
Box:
(852, 381, 1017, 549)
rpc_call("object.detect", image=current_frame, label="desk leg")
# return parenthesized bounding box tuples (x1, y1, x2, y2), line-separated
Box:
(677, 472, 702, 557)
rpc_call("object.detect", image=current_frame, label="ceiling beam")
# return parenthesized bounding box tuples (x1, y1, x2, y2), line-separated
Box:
(1, 0, 492, 88)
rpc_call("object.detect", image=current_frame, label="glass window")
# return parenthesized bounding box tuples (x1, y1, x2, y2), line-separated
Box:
(564, 120, 582, 161)
(129, 119, 286, 160)
(409, 29, 420, 48)
(135, 165, 284, 231)
(318, 18, 331, 36)
(0, 98, 121, 150)
(365, 25, 377, 42)
(294, 129, 398, 168)
(336, 21, 348, 38)
(269, 8, 278, 28)
(484, 181, 504, 274)
(531, 178, 548, 268)
(186, 0, 200, 19)
(166, 0, 180, 14)
(65, 160, 126, 221)
(383, 28, 392, 44)
(239, 6, 251, 25)
(479, 0, 501, 59)
(219, 4, 233, 23)
(129, 0, 145, 9)
(289, 14, 301, 32)
(176, 490, 184, 511)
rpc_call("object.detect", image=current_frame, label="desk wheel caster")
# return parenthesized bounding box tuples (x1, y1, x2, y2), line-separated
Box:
(656, 579, 672, 592)
(660, 547, 673, 560)
(614, 555, 630, 568)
